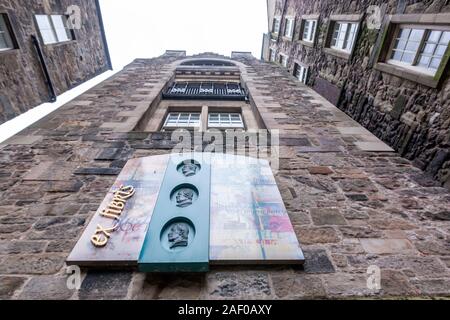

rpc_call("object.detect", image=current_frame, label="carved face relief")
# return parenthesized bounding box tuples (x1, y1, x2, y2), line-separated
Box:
(181, 163, 198, 177)
(168, 223, 189, 249)
(175, 188, 194, 208)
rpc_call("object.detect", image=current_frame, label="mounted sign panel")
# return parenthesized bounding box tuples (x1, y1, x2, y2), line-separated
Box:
(138, 153, 211, 272)
(67, 153, 304, 270)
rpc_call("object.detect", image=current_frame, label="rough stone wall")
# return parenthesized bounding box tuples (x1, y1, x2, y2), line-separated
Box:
(0, 52, 449, 299)
(0, 0, 110, 124)
(269, 0, 450, 188)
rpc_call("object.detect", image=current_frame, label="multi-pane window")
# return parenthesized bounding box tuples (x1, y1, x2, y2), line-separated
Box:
(0, 14, 14, 51)
(35, 14, 73, 44)
(272, 17, 281, 33)
(163, 112, 201, 128)
(269, 48, 276, 62)
(330, 22, 358, 53)
(279, 54, 288, 67)
(208, 113, 244, 128)
(284, 18, 295, 38)
(294, 63, 308, 84)
(389, 26, 450, 75)
(302, 20, 317, 42)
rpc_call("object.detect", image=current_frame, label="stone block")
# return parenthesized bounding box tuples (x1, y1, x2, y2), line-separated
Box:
(73, 167, 122, 176)
(19, 276, 74, 300)
(271, 273, 326, 299)
(310, 208, 347, 226)
(303, 249, 336, 274)
(79, 272, 132, 300)
(360, 239, 415, 254)
(206, 271, 271, 299)
(0, 254, 65, 274)
(0, 276, 27, 299)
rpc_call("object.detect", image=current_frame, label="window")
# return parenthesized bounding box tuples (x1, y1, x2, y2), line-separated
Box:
(269, 48, 276, 62)
(272, 17, 281, 33)
(388, 27, 450, 75)
(35, 14, 73, 44)
(163, 112, 201, 128)
(208, 113, 244, 128)
(302, 19, 317, 42)
(279, 54, 288, 67)
(330, 22, 358, 52)
(0, 14, 15, 51)
(284, 18, 295, 38)
(294, 63, 308, 84)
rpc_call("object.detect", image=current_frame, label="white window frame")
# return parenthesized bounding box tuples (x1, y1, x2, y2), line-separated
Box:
(272, 17, 281, 34)
(284, 17, 295, 39)
(387, 25, 450, 76)
(0, 14, 14, 51)
(35, 14, 72, 45)
(330, 21, 359, 53)
(294, 63, 309, 84)
(279, 54, 288, 68)
(208, 113, 244, 129)
(269, 48, 276, 62)
(302, 19, 317, 42)
(163, 112, 201, 129)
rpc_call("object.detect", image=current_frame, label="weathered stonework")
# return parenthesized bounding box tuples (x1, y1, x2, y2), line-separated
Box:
(0, 0, 111, 124)
(263, 0, 450, 188)
(0, 51, 449, 299)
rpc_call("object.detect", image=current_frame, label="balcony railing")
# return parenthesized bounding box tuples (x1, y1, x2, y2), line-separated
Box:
(163, 82, 247, 101)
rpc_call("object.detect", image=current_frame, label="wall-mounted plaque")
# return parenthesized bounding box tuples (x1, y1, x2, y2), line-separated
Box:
(67, 153, 304, 271)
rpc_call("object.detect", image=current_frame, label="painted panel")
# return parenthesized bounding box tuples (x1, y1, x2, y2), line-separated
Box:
(209, 153, 304, 264)
(66, 154, 169, 266)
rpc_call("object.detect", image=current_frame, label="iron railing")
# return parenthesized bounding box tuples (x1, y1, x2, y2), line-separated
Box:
(163, 82, 247, 101)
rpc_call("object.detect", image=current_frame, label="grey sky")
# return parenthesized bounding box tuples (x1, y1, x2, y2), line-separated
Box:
(0, 0, 267, 142)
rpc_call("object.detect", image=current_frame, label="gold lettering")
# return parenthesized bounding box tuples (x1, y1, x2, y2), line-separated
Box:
(100, 209, 121, 220)
(95, 224, 118, 238)
(112, 195, 127, 204)
(91, 234, 108, 247)
(91, 185, 135, 248)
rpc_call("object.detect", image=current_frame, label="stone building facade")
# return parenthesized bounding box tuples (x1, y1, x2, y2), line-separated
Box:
(0, 51, 449, 299)
(0, 0, 111, 124)
(261, 0, 450, 188)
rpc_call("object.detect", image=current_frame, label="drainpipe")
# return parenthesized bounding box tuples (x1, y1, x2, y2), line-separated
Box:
(31, 35, 57, 103)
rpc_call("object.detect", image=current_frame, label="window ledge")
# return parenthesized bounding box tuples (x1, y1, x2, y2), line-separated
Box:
(329, 14, 364, 22)
(44, 40, 77, 48)
(323, 47, 351, 60)
(301, 14, 320, 20)
(374, 62, 438, 88)
(0, 48, 19, 56)
(298, 40, 315, 48)
(282, 36, 293, 41)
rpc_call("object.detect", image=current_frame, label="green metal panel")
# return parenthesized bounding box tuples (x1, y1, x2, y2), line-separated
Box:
(138, 153, 211, 272)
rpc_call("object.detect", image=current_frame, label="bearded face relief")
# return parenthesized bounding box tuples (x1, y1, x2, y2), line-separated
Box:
(168, 222, 189, 249)
(175, 188, 195, 208)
